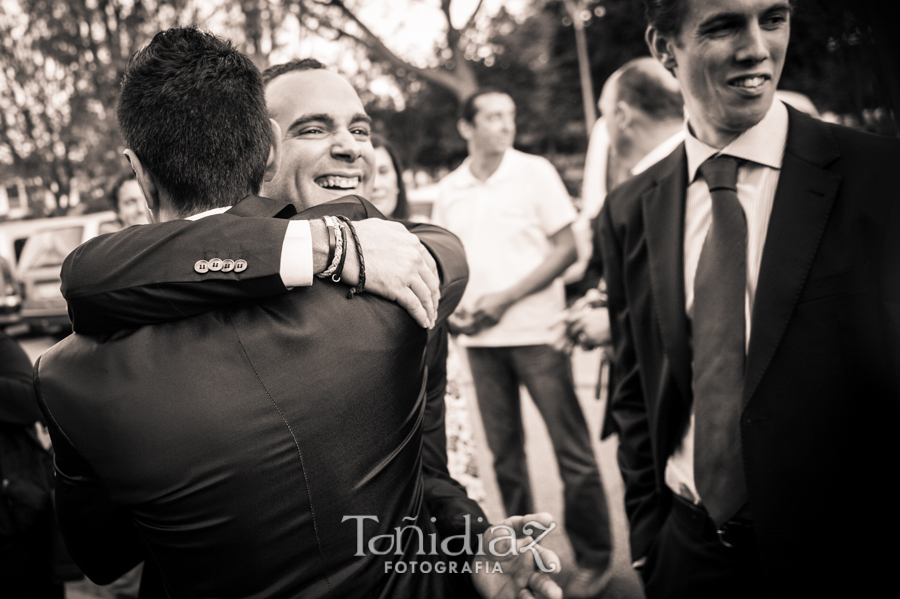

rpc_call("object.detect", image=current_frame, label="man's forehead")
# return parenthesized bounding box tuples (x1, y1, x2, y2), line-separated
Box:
(682, 0, 792, 24)
(475, 93, 515, 113)
(265, 69, 366, 121)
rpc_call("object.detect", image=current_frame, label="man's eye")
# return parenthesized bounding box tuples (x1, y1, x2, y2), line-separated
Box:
(352, 127, 371, 137)
(296, 127, 325, 136)
(761, 14, 788, 28)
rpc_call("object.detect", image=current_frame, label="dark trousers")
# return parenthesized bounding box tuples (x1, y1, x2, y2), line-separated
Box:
(467, 344, 611, 569)
(642, 496, 764, 599)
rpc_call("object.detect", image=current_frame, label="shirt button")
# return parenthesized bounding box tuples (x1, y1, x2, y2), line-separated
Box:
(208, 258, 223, 271)
(194, 260, 209, 274)
(221, 259, 235, 273)
(234, 259, 248, 273)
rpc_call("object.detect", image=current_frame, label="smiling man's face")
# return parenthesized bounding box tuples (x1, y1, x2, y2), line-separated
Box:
(651, 0, 791, 148)
(262, 68, 374, 210)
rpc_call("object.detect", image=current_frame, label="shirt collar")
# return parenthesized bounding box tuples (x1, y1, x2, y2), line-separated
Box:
(685, 99, 789, 183)
(449, 148, 518, 189)
(631, 131, 685, 176)
(185, 206, 232, 221)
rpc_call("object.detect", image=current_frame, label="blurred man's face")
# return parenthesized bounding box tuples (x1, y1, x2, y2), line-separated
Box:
(658, 0, 790, 148)
(116, 179, 149, 227)
(464, 93, 516, 156)
(262, 69, 374, 210)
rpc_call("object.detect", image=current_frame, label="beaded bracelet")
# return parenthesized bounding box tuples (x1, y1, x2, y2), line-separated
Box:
(335, 216, 364, 298)
(317, 216, 344, 279)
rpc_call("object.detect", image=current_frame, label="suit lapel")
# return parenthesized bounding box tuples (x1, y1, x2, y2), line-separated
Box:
(744, 108, 842, 406)
(642, 146, 693, 408)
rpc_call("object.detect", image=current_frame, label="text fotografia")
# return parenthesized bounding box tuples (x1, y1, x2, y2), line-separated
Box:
(342, 514, 558, 574)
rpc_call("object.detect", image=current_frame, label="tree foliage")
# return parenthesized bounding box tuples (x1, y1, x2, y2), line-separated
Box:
(1, 0, 895, 216)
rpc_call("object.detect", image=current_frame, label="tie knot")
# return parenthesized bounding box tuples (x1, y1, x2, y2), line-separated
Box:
(699, 156, 739, 193)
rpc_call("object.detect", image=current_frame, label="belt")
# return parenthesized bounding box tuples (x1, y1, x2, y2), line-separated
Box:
(671, 493, 755, 550)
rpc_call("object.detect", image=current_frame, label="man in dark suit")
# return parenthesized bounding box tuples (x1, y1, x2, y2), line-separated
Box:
(599, 0, 900, 597)
(35, 28, 560, 599)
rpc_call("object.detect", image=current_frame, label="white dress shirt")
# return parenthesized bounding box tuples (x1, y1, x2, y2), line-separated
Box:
(665, 100, 790, 504)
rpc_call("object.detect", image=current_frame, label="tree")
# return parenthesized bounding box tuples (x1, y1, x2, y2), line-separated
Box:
(291, 0, 481, 101)
(0, 0, 164, 214)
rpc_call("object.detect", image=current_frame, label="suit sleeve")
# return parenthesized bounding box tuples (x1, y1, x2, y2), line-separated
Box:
(597, 200, 663, 562)
(420, 326, 488, 547)
(63, 215, 290, 334)
(33, 356, 144, 584)
(403, 221, 468, 326)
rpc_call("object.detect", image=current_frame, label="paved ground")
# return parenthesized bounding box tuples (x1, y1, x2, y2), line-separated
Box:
(18, 334, 644, 599)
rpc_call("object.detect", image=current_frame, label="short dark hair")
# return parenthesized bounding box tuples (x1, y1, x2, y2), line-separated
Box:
(262, 58, 327, 86)
(371, 134, 409, 220)
(117, 27, 270, 216)
(615, 58, 683, 122)
(459, 88, 513, 123)
(644, 0, 687, 36)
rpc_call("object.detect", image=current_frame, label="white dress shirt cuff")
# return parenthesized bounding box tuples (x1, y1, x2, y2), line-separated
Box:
(280, 220, 313, 287)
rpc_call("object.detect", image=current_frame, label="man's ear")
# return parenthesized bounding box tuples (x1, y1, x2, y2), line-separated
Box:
(264, 118, 282, 183)
(123, 149, 159, 221)
(457, 118, 473, 142)
(615, 100, 634, 131)
(646, 26, 678, 73)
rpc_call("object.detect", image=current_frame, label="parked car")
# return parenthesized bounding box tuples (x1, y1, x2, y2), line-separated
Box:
(0, 255, 22, 326)
(17, 212, 117, 334)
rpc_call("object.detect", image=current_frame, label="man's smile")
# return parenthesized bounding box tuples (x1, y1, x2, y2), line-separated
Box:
(315, 175, 361, 190)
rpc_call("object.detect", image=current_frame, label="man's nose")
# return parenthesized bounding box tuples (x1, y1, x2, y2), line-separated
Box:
(331, 129, 362, 161)
(736, 22, 769, 64)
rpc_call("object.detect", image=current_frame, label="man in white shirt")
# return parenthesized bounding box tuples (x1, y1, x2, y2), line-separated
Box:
(599, 1, 900, 597)
(433, 90, 613, 597)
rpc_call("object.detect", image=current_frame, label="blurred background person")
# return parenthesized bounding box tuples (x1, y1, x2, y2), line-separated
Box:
(563, 58, 685, 447)
(0, 331, 79, 598)
(370, 134, 410, 220)
(567, 58, 683, 288)
(434, 89, 613, 598)
(371, 133, 486, 504)
(98, 174, 150, 235)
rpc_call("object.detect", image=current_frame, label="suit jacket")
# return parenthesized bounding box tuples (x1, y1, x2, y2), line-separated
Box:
(599, 106, 900, 596)
(35, 196, 480, 598)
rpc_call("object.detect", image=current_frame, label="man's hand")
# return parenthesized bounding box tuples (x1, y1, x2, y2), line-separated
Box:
(471, 513, 563, 599)
(342, 219, 440, 328)
(448, 311, 485, 337)
(565, 307, 611, 350)
(470, 291, 515, 331)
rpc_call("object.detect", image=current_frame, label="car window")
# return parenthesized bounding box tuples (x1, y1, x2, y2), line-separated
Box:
(18, 227, 85, 272)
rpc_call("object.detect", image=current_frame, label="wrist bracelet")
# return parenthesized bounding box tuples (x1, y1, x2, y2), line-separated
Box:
(336, 216, 364, 298)
(324, 218, 336, 268)
(317, 216, 344, 279)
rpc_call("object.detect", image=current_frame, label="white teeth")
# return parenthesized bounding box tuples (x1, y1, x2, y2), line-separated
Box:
(316, 176, 359, 189)
(734, 76, 765, 88)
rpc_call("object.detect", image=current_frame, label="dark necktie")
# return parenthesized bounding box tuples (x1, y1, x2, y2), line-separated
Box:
(692, 155, 748, 526)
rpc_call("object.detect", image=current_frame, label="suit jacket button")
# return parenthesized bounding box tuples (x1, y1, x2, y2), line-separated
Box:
(234, 259, 248, 273)
(208, 258, 223, 271)
(194, 260, 209, 274)
(221, 259, 235, 273)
